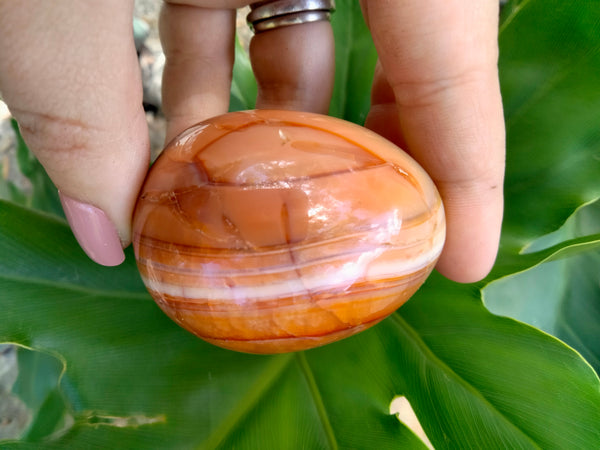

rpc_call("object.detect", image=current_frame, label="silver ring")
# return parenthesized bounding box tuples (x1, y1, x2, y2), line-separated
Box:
(248, 0, 335, 33)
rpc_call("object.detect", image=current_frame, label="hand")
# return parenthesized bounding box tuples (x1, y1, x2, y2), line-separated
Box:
(0, 0, 504, 283)
(0, 0, 333, 267)
(0, 0, 151, 266)
(361, 0, 505, 282)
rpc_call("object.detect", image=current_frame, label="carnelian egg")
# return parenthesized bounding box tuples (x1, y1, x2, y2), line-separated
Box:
(132, 110, 445, 354)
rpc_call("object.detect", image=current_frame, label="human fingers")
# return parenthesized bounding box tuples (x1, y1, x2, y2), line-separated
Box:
(160, 2, 238, 142)
(248, 2, 335, 114)
(0, 0, 149, 266)
(361, 0, 505, 283)
(160, 0, 335, 141)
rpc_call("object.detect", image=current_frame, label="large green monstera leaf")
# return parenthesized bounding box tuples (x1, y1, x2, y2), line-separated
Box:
(1, 1, 599, 448)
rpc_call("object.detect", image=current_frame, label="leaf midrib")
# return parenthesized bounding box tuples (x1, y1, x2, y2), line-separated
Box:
(0, 273, 150, 301)
(296, 352, 339, 450)
(198, 354, 293, 450)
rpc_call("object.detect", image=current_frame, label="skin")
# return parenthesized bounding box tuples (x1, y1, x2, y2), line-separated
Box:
(0, 0, 504, 283)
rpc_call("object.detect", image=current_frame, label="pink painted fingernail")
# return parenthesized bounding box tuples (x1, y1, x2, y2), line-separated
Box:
(59, 192, 125, 266)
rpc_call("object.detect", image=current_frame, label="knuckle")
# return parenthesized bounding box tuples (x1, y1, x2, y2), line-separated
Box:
(10, 107, 101, 159)
(391, 67, 493, 110)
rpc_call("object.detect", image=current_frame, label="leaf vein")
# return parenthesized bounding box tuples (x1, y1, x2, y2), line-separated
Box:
(389, 313, 543, 449)
(505, 48, 600, 131)
(499, 0, 534, 36)
(198, 354, 293, 450)
(296, 352, 339, 450)
(0, 273, 150, 300)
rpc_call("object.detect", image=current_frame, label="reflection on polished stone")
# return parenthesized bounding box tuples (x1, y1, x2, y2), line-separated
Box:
(133, 110, 445, 354)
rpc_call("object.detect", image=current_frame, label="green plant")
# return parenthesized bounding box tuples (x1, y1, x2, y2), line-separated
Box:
(1, 1, 599, 448)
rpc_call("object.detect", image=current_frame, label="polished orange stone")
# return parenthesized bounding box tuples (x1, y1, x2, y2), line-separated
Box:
(132, 110, 445, 354)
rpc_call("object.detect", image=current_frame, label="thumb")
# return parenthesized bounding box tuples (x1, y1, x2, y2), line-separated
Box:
(0, 1, 149, 266)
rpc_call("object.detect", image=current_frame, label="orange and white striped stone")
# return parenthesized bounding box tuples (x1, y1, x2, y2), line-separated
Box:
(132, 110, 445, 354)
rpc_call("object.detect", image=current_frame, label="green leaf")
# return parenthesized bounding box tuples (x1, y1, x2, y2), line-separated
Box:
(2, 203, 599, 449)
(10, 120, 63, 217)
(485, 200, 600, 373)
(486, 254, 600, 374)
(228, 3, 378, 122)
(0, 202, 428, 449)
(230, 37, 257, 112)
(497, 0, 600, 274)
(329, 2, 377, 123)
(0, 201, 145, 296)
(15, 348, 72, 442)
(396, 274, 600, 448)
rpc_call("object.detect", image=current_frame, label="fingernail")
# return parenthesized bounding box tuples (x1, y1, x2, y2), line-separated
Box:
(59, 192, 125, 266)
